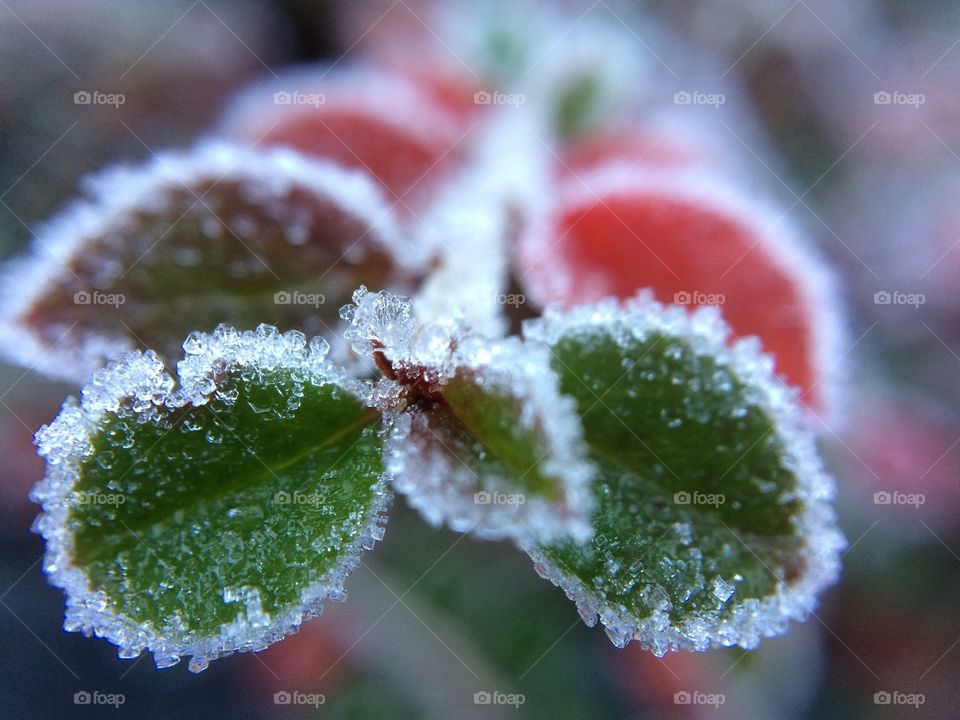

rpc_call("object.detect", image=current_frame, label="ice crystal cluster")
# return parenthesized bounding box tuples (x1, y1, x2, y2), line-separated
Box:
(4, 0, 846, 674)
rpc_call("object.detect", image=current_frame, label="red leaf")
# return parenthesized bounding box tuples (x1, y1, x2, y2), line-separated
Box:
(220, 67, 474, 213)
(517, 168, 840, 415)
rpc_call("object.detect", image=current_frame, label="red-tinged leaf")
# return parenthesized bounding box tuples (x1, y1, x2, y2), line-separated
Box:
(517, 168, 841, 415)
(341, 288, 594, 544)
(219, 66, 472, 213)
(0, 142, 410, 383)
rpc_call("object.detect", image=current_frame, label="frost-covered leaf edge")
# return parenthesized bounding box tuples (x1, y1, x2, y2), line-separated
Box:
(521, 292, 846, 654)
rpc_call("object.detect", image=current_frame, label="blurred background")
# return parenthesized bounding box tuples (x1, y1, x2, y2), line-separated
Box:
(1, 0, 958, 717)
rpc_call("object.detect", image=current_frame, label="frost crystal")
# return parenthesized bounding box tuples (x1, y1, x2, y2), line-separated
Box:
(521, 292, 845, 654)
(343, 288, 595, 543)
(32, 326, 391, 670)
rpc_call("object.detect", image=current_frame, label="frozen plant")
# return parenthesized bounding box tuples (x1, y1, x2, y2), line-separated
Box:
(2, 0, 845, 673)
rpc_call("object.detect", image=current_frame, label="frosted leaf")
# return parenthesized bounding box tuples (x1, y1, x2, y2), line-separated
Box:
(32, 326, 390, 671)
(521, 293, 845, 654)
(0, 141, 410, 383)
(219, 64, 469, 217)
(343, 288, 594, 543)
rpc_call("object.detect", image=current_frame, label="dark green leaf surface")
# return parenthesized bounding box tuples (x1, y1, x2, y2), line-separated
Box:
(524, 300, 841, 653)
(34, 329, 389, 670)
(441, 369, 563, 502)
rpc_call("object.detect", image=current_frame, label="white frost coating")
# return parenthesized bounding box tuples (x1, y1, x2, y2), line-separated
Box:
(343, 287, 595, 543)
(518, 165, 846, 425)
(0, 140, 408, 384)
(412, 105, 554, 337)
(31, 325, 392, 671)
(219, 63, 464, 169)
(521, 292, 846, 655)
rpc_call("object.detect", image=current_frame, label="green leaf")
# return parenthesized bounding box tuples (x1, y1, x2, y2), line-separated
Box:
(1, 142, 414, 383)
(522, 295, 844, 654)
(32, 326, 390, 671)
(342, 287, 594, 542)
